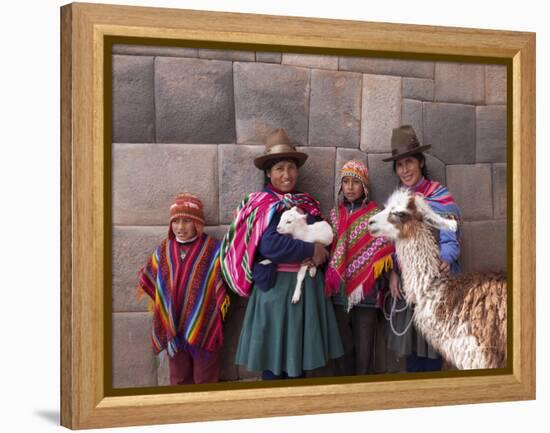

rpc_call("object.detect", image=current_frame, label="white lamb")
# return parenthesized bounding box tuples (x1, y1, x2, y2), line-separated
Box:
(260, 206, 333, 303)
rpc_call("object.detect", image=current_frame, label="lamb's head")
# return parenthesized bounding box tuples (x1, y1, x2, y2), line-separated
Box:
(368, 188, 457, 241)
(277, 206, 307, 235)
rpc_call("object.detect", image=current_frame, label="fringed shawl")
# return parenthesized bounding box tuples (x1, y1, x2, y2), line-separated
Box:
(220, 186, 321, 297)
(412, 177, 461, 221)
(325, 201, 395, 311)
(137, 234, 229, 356)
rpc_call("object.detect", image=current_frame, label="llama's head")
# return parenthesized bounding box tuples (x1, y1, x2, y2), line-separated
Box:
(277, 206, 307, 235)
(368, 189, 457, 241)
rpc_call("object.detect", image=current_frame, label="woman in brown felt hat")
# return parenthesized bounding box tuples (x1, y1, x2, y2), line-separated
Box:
(383, 125, 462, 373)
(220, 128, 343, 380)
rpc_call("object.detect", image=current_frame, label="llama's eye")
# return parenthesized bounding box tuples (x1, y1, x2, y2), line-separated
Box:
(393, 211, 406, 218)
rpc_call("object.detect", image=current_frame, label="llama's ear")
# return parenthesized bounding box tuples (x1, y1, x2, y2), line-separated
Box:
(418, 197, 458, 232)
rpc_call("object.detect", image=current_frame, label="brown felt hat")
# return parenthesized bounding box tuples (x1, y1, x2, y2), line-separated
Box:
(382, 125, 431, 162)
(253, 128, 308, 170)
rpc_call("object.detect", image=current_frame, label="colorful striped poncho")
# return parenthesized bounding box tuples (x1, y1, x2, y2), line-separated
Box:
(137, 234, 230, 356)
(325, 200, 395, 311)
(220, 186, 321, 297)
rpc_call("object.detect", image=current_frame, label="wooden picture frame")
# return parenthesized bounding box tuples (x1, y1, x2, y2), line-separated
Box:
(61, 2, 535, 429)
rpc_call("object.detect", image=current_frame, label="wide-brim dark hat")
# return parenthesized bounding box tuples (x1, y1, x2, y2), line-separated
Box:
(253, 128, 309, 170)
(382, 125, 431, 162)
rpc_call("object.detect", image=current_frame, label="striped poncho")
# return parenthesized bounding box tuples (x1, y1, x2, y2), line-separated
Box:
(325, 201, 395, 311)
(412, 177, 462, 221)
(220, 186, 321, 297)
(137, 234, 230, 356)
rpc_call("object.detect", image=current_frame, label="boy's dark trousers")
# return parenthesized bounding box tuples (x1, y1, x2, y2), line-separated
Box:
(169, 346, 222, 385)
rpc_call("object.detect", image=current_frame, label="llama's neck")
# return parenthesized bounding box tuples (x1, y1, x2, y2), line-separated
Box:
(395, 225, 442, 307)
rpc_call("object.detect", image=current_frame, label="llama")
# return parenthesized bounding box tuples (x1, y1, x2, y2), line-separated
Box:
(260, 207, 333, 304)
(368, 189, 507, 369)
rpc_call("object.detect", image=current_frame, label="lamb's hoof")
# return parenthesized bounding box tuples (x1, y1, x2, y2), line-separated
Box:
(291, 295, 301, 304)
(308, 267, 317, 278)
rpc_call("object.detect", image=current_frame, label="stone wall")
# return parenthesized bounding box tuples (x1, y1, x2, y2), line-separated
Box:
(111, 45, 507, 388)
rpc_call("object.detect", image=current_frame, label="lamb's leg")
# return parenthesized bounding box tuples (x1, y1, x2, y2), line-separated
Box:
(292, 265, 307, 304)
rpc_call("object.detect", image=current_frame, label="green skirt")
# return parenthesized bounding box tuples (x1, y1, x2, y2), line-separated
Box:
(235, 271, 344, 377)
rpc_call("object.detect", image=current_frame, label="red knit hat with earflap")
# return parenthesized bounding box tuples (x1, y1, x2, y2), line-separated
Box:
(168, 192, 205, 239)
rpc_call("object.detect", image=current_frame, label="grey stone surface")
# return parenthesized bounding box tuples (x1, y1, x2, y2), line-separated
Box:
(112, 226, 166, 313)
(219, 145, 265, 224)
(361, 74, 402, 153)
(446, 164, 493, 220)
(309, 70, 361, 148)
(112, 55, 155, 143)
(296, 147, 336, 216)
(220, 301, 245, 381)
(476, 105, 507, 163)
(157, 351, 170, 386)
(234, 62, 310, 145)
(486, 65, 507, 105)
(155, 57, 235, 143)
(493, 163, 507, 219)
(199, 48, 255, 62)
(460, 220, 507, 273)
(112, 312, 157, 388)
(424, 153, 446, 186)
(204, 225, 230, 241)
(423, 102, 476, 164)
(434, 63, 485, 104)
(112, 143, 219, 225)
(367, 153, 399, 205)
(402, 77, 434, 101)
(255, 51, 282, 63)
(112, 44, 199, 58)
(401, 99, 424, 144)
(335, 148, 368, 202)
(339, 56, 434, 78)
(282, 53, 338, 70)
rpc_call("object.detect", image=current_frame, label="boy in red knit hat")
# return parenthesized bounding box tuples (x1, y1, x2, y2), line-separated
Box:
(137, 193, 230, 385)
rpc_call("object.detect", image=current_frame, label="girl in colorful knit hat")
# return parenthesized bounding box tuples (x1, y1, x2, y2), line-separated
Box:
(137, 193, 230, 385)
(325, 160, 395, 375)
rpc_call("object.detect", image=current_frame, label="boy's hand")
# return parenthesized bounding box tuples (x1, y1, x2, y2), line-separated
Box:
(389, 270, 401, 300)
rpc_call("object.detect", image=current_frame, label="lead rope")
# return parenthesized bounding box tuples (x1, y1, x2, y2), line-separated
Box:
(382, 290, 414, 337)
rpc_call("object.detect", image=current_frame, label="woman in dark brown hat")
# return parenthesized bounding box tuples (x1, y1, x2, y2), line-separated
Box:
(220, 128, 343, 380)
(383, 125, 462, 373)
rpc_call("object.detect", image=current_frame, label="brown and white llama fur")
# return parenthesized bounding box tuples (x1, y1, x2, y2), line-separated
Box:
(368, 189, 507, 369)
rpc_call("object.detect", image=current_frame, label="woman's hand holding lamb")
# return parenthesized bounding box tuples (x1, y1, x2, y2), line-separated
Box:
(312, 242, 329, 266)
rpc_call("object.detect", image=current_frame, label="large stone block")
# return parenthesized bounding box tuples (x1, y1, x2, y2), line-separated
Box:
(460, 220, 507, 273)
(155, 57, 235, 143)
(157, 351, 170, 386)
(112, 312, 157, 388)
(402, 78, 434, 101)
(361, 75, 402, 153)
(401, 99, 424, 144)
(112, 44, 199, 58)
(476, 105, 507, 163)
(112, 143, 219, 225)
(219, 144, 265, 224)
(282, 53, 338, 70)
(234, 62, 310, 145)
(339, 56, 434, 78)
(486, 65, 507, 105)
(434, 63, 485, 104)
(198, 48, 255, 62)
(493, 163, 507, 219)
(204, 225, 230, 241)
(424, 153, 446, 186)
(112, 226, 167, 313)
(335, 148, 368, 201)
(309, 70, 361, 148)
(112, 55, 155, 143)
(367, 153, 399, 205)
(220, 302, 246, 381)
(423, 102, 476, 164)
(296, 147, 336, 217)
(255, 51, 282, 64)
(446, 164, 493, 221)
